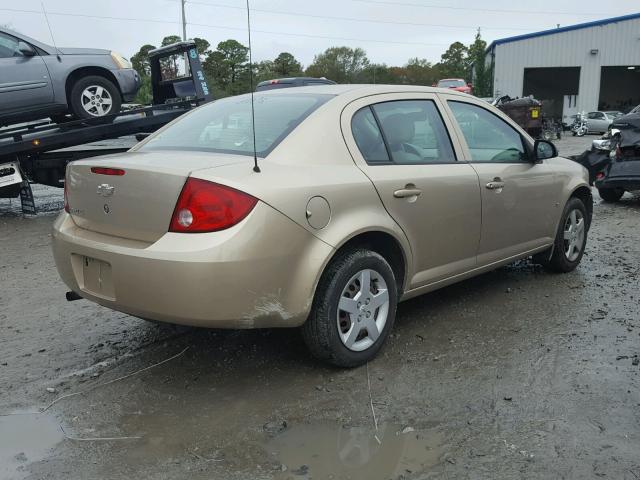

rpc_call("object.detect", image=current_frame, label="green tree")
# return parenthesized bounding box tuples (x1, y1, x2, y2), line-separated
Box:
(130, 44, 156, 77)
(273, 52, 302, 77)
(192, 37, 210, 59)
(305, 46, 369, 83)
(437, 41, 468, 80)
(160, 35, 183, 77)
(203, 39, 250, 95)
(467, 29, 491, 97)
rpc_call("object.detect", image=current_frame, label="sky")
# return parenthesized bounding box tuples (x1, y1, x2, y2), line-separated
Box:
(2, 0, 639, 67)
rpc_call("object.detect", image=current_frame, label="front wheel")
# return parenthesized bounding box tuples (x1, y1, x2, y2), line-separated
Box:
(302, 249, 398, 367)
(534, 197, 588, 273)
(598, 187, 624, 202)
(69, 75, 121, 120)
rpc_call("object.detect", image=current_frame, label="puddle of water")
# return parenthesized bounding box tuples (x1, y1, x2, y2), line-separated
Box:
(0, 413, 64, 479)
(266, 423, 445, 479)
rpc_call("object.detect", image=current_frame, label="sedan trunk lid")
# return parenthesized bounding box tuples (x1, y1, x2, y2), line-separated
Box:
(66, 151, 249, 242)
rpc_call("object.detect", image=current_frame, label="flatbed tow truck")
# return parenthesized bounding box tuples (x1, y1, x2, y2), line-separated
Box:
(0, 41, 212, 214)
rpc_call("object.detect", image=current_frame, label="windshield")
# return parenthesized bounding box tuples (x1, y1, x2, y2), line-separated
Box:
(437, 79, 466, 88)
(141, 93, 333, 157)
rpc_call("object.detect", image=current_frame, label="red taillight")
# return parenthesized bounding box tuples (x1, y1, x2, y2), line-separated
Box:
(169, 178, 257, 233)
(91, 167, 125, 176)
(596, 171, 605, 180)
(615, 145, 622, 159)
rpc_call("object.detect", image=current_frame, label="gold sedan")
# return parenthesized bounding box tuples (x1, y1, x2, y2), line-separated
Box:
(53, 85, 592, 367)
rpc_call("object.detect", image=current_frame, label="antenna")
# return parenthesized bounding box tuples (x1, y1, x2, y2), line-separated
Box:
(41, 2, 61, 61)
(245, 0, 260, 173)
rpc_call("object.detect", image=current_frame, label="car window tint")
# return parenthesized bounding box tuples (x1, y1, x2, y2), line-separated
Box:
(0, 33, 21, 58)
(371, 100, 456, 164)
(351, 107, 390, 164)
(448, 101, 528, 163)
(141, 93, 332, 157)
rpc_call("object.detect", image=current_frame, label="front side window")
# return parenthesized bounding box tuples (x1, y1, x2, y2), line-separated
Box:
(141, 93, 332, 157)
(448, 101, 528, 163)
(351, 100, 456, 165)
(0, 32, 21, 59)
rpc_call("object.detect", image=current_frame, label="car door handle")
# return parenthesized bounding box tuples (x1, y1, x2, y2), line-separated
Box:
(393, 187, 422, 198)
(485, 178, 505, 190)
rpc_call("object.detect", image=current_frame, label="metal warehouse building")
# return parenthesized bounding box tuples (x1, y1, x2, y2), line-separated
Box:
(485, 13, 640, 123)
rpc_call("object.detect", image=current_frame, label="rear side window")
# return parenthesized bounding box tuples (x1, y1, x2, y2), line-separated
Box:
(372, 100, 456, 164)
(448, 101, 528, 163)
(351, 107, 390, 164)
(142, 93, 332, 157)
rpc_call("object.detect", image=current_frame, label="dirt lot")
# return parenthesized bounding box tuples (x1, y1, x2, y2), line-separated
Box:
(1, 135, 639, 479)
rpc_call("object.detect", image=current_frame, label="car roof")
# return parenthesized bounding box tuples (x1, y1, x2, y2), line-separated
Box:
(256, 84, 469, 98)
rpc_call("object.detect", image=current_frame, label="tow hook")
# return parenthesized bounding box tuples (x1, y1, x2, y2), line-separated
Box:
(65, 291, 82, 302)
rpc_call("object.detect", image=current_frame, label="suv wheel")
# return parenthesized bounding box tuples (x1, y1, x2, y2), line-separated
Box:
(69, 76, 121, 120)
(534, 197, 588, 273)
(302, 249, 398, 367)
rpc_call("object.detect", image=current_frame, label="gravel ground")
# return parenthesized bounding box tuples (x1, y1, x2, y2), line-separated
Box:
(1, 134, 639, 479)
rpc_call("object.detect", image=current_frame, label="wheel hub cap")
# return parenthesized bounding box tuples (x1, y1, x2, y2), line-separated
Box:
(563, 208, 585, 262)
(336, 269, 390, 352)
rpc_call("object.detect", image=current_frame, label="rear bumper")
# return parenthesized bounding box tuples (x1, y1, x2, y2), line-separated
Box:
(51, 203, 334, 328)
(111, 68, 140, 102)
(595, 177, 640, 191)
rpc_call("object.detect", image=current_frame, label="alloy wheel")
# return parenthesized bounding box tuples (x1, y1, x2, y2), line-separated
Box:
(563, 208, 585, 262)
(336, 269, 390, 352)
(81, 85, 113, 117)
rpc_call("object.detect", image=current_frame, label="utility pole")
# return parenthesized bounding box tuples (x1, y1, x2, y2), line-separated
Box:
(181, 0, 187, 41)
(181, 0, 188, 75)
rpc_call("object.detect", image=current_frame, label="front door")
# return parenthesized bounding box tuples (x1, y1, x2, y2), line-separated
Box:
(0, 32, 53, 113)
(342, 94, 481, 289)
(444, 98, 560, 266)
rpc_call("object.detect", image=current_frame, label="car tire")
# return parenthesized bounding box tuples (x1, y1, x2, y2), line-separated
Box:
(69, 75, 121, 120)
(301, 248, 398, 368)
(534, 197, 588, 273)
(598, 187, 624, 203)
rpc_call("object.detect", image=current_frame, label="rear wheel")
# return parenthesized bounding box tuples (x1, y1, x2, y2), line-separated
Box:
(534, 197, 588, 273)
(69, 76, 121, 120)
(598, 187, 624, 202)
(302, 249, 397, 367)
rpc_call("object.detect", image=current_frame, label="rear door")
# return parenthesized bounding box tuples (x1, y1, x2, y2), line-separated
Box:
(0, 32, 53, 112)
(342, 93, 481, 289)
(443, 97, 560, 265)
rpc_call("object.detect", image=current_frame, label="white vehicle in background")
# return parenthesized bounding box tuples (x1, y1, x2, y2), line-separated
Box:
(585, 111, 624, 134)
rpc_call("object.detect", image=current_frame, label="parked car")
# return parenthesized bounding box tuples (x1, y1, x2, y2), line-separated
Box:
(255, 77, 336, 91)
(435, 78, 472, 94)
(53, 85, 592, 367)
(585, 111, 623, 133)
(0, 27, 140, 126)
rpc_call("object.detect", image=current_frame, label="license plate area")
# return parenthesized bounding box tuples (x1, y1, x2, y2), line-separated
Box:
(74, 255, 115, 300)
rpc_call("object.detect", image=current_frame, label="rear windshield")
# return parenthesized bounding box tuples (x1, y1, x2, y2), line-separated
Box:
(437, 79, 466, 88)
(141, 93, 333, 157)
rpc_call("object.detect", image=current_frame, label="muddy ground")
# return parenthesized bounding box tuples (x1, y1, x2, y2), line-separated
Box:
(1, 135, 639, 479)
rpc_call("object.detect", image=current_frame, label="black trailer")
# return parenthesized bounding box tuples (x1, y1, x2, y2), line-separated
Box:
(0, 41, 212, 213)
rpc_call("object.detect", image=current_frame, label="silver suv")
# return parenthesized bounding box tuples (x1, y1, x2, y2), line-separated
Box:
(0, 28, 140, 126)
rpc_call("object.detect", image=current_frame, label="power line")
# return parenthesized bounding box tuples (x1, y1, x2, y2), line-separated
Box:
(189, 21, 451, 46)
(350, 0, 608, 16)
(186, 0, 533, 31)
(1, 7, 450, 47)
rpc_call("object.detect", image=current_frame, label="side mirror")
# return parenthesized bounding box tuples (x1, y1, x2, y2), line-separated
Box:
(534, 139, 557, 160)
(17, 41, 36, 57)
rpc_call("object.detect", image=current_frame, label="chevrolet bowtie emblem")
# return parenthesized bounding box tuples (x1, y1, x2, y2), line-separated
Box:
(97, 184, 115, 197)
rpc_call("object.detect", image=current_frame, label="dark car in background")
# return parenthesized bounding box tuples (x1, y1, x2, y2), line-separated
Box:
(0, 27, 140, 126)
(255, 77, 336, 91)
